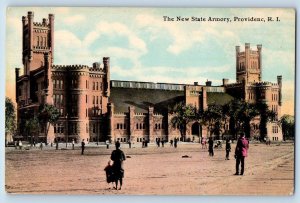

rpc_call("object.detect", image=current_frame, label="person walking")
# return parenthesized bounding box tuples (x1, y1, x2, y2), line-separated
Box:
(208, 137, 214, 156)
(234, 132, 249, 175)
(111, 141, 126, 190)
(225, 138, 231, 160)
(39, 142, 43, 150)
(81, 139, 85, 155)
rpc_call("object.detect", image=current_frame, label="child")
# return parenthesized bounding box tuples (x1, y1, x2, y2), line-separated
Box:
(104, 161, 115, 188)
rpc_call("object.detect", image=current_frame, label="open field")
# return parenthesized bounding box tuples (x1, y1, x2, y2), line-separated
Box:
(5, 142, 294, 195)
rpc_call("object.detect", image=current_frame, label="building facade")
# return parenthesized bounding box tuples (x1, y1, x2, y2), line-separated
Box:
(15, 12, 283, 144)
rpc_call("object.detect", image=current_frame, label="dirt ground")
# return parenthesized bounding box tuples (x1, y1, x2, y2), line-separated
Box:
(5, 142, 294, 195)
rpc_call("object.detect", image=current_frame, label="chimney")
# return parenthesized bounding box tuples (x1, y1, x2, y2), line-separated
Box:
(205, 80, 212, 86)
(93, 62, 100, 69)
(222, 78, 229, 86)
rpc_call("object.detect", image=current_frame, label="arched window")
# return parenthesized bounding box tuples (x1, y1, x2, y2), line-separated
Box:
(41, 37, 43, 47)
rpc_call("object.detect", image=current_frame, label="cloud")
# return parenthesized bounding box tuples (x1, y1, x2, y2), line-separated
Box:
(84, 21, 147, 54)
(63, 14, 86, 25)
(136, 14, 205, 55)
(52, 7, 70, 15)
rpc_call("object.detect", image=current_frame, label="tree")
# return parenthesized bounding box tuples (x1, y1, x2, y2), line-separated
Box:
(170, 102, 196, 141)
(227, 99, 243, 139)
(24, 116, 40, 145)
(5, 97, 16, 143)
(226, 99, 276, 140)
(256, 102, 276, 141)
(279, 115, 295, 140)
(238, 102, 260, 139)
(202, 104, 223, 139)
(38, 104, 60, 143)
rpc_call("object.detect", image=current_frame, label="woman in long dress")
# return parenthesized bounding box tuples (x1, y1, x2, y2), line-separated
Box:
(111, 141, 126, 190)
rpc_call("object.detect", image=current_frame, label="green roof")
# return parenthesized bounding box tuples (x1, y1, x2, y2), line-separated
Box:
(110, 87, 184, 113)
(207, 92, 234, 106)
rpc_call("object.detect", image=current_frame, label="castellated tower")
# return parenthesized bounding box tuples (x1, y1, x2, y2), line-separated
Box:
(22, 11, 54, 74)
(18, 11, 54, 106)
(236, 43, 262, 84)
(16, 11, 111, 144)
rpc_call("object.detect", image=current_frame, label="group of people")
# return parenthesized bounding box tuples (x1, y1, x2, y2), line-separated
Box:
(103, 133, 249, 191)
(207, 133, 249, 176)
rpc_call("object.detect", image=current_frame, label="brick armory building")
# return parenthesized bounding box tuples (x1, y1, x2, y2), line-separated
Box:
(15, 12, 283, 144)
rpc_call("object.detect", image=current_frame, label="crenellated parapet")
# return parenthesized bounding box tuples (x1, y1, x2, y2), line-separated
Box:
(250, 81, 279, 87)
(224, 82, 243, 88)
(113, 113, 127, 117)
(52, 64, 90, 70)
(153, 113, 163, 117)
(135, 113, 147, 116)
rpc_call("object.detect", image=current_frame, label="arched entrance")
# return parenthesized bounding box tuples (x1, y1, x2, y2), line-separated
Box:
(191, 122, 202, 137)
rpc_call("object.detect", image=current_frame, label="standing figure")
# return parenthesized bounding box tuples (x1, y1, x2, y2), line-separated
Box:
(234, 132, 249, 175)
(106, 140, 110, 149)
(72, 139, 75, 150)
(161, 139, 164, 147)
(81, 139, 85, 155)
(170, 139, 173, 147)
(208, 137, 214, 156)
(40, 142, 43, 150)
(174, 138, 178, 148)
(128, 140, 131, 148)
(55, 138, 59, 150)
(111, 141, 126, 190)
(201, 137, 207, 149)
(19, 140, 23, 150)
(225, 138, 231, 160)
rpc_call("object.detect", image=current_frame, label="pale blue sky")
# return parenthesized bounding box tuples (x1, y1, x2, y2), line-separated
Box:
(6, 7, 295, 114)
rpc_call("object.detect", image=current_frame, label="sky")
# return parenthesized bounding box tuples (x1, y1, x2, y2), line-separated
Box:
(5, 7, 295, 115)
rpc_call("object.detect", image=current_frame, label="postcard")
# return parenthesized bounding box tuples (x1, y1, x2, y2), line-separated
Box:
(5, 7, 295, 195)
